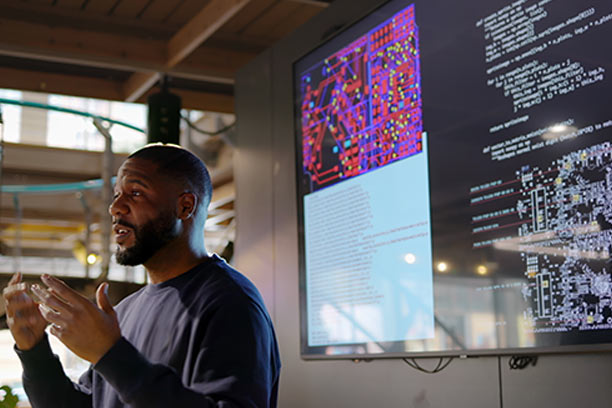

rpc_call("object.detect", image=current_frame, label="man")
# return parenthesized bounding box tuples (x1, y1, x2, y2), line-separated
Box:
(2, 144, 281, 407)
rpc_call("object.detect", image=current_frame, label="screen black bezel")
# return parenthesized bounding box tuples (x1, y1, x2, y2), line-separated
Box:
(291, 0, 612, 360)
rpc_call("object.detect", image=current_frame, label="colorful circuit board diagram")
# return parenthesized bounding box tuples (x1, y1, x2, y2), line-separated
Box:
(299, 5, 423, 193)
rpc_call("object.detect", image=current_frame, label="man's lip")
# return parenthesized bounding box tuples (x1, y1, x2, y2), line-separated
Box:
(114, 229, 132, 245)
(113, 225, 133, 235)
(113, 222, 135, 245)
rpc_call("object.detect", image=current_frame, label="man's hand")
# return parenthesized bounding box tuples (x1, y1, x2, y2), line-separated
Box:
(2, 273, 48, 350)
(32, 274, 121, 364)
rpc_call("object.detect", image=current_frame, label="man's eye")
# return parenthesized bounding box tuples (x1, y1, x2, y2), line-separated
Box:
(132, 191, 142, 197)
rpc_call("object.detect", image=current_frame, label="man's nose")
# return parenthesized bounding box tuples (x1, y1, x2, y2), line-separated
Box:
(109, 195, 128, 217)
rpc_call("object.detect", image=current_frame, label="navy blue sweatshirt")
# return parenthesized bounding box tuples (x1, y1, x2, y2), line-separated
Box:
(16, 255, 281, 407)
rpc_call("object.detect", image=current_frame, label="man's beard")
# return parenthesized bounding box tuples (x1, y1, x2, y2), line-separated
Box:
(115, 210, 178, 266)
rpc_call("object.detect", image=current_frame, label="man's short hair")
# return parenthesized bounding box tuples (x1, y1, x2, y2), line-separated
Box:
(128, 144, 212, 211)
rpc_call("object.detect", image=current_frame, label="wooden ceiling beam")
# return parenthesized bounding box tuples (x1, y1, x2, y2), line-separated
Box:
(283, 0, 331, 6)
(0, 0, 176, 38)
(0, 18, 242, 84)
(123, 72, 161, 104)
(123, 0, 251, 102)
(0, 66, 233, 113)
(177, 46, 258, 78)
(168, 0, 251, 68)
(0, 66, 123, 101)
(0, 17, 166, 70)
(0, 141, 126, 181)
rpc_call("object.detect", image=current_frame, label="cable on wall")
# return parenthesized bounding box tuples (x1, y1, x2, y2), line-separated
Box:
(508, 355, 538, 370)
(402, 357, 454, 374)
(180, 113, 235, 137)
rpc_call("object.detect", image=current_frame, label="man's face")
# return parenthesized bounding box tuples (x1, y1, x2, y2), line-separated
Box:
(109, 158, 180, 266)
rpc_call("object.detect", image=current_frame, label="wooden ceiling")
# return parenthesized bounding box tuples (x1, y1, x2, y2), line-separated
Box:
(0, 0, 332, 113)
(0, 0, 332, 266)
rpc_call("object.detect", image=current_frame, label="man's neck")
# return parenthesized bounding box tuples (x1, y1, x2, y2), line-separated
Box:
(143, 240, 209, 284)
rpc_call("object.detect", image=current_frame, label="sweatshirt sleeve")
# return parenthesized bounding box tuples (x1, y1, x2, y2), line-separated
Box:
(15, 334, 92, 408)
(93, 296, 279, 408)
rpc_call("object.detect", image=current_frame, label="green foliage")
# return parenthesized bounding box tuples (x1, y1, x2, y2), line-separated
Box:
(0, 385, 19, 408)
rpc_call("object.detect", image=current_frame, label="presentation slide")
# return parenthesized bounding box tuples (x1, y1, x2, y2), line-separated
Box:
(304, 145, 433, 347)
(298, 5, 433, 350)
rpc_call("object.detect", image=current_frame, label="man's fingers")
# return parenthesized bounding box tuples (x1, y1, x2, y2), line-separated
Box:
(3, 274, 26, 307)
(40, 274, 82, 305)
(8, 272, 22, 286)
(3, 283, 33, 320)
(49, 323, 62, 339)
(38, 303, 66, 327)
(3, 282, 28, 300)
(31, 284, 71, 314)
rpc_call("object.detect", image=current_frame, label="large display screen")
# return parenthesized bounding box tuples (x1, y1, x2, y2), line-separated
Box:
(294, 0, 612, 358)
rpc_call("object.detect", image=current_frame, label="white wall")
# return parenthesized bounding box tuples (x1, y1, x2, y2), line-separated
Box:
(234, 1, 612, 406)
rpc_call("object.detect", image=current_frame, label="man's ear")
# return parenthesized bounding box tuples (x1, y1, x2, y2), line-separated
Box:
(177, 192, 198, 220)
